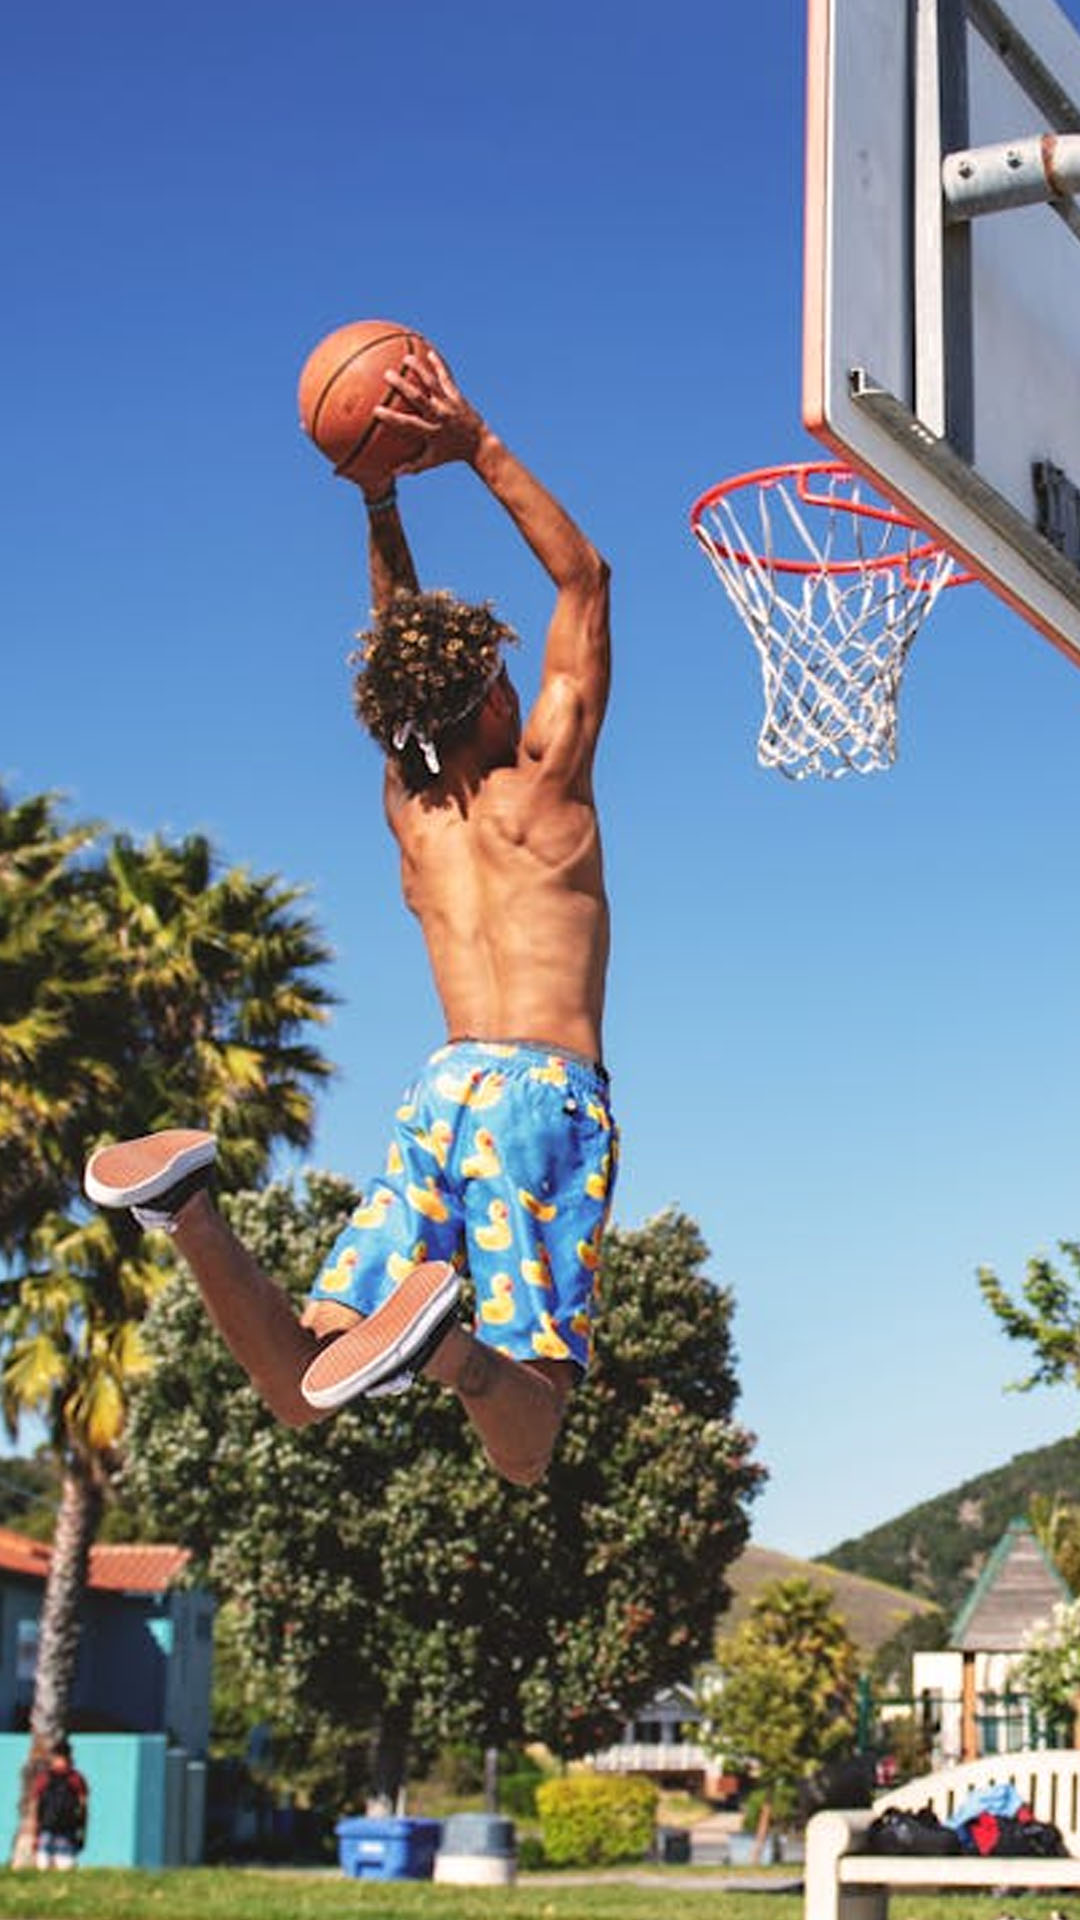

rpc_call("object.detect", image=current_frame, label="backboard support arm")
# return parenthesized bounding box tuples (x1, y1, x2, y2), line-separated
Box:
(943, 131, 1080, 231)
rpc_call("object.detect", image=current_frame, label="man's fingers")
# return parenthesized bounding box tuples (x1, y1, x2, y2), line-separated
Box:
(372, 401, 434, 433)
(424, 346, 460, 399)
(384, 365, 450, 418)
(383, 366, 426, 402)
(368, 346, 470, 470)
(400, 349, 461, 408)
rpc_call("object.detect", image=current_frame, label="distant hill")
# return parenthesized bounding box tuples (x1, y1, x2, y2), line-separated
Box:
(721, 1542, 939, 1657)
(818, 1433, 1080, 1620)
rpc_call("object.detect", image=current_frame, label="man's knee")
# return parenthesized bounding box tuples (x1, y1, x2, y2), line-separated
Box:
(485, 1437, 557, 1487)
(483, 1358, 577, 1485)
(256, 1372, 328, 1430)
(301, 1299, 362, 1340)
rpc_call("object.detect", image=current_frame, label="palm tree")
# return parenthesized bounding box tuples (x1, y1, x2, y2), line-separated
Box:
(0, 802, 334, 1862)
(97, 830, 334, 1180)
(0, 789, 120, 1248)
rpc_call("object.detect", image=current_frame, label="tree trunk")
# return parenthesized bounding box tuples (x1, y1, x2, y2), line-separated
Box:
(751, 1791, 773, 1864)
(10, 1458, 102, 1867)
(367, 1706, 411, 1815)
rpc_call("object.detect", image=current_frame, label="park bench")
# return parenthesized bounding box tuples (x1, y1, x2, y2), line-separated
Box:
(805, 1749, 1080, 1920)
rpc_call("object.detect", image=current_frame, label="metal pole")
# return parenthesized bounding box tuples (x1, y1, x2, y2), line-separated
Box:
(943, 132, 1080, 223)
(483, 1746, 498, 1814)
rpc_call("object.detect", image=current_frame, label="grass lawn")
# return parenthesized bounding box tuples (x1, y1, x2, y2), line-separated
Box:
(0, 1874, 1073, 1920)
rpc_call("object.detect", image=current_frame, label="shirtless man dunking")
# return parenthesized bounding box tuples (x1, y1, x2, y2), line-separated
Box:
(84, 350, 617, 1487)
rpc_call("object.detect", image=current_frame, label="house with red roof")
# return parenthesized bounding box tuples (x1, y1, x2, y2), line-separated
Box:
(0, 1525, 214, 1756)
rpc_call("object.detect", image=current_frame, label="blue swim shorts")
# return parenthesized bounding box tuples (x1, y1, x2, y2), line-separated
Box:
(308, 1039, 619, 1371)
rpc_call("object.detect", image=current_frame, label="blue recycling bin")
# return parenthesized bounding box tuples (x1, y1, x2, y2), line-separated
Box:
(336, 1815, 442, 1880)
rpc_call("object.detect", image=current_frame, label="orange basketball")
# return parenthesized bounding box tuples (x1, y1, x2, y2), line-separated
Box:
(297, 319, 433, 492)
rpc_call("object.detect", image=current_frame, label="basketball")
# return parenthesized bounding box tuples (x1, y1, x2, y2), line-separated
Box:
(297, 319, 433, 492)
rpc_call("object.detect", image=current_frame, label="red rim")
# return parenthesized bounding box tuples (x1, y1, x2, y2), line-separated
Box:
(690, 460, 959, 578)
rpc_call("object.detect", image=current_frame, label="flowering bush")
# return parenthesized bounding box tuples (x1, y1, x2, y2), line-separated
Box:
(1017, 1598, 1080, 1724)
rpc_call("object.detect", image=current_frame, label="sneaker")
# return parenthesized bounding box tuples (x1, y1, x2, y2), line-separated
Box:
(84, 1129, 217, 1231)
(300, 1260, 461, 1410)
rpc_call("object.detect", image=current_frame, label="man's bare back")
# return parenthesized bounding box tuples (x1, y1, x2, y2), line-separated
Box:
(389, 723, 610, 1064)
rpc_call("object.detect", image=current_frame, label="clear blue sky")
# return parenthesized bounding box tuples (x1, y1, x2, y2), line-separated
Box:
(6, 0, 1080, 1558)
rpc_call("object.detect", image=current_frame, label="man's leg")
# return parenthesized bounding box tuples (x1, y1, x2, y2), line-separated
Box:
(421, 1336, 574, 1486)
(174, 1201, 571, 1476)
(84, 1132, 457, 1427)
(85, 1130, 572, 1478)
(163, 1194, 461, 1428)
(177, 1195, 570, 1476)
(299, 1289, 571, 1482)
(172, 1191, 326, 1427)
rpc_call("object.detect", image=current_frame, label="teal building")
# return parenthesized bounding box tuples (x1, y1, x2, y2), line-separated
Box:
(0, 1526, 214, 1863)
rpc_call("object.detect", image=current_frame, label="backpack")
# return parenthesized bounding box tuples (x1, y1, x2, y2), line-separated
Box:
(37, 1768, 83, 1839)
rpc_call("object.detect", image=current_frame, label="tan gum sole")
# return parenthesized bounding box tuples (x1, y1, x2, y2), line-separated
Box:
(301, 1260, 459, 1409)
(85, 1130, 216, 1206)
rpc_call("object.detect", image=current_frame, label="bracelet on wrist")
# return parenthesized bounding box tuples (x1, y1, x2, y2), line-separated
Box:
(365, 484, 398, 515)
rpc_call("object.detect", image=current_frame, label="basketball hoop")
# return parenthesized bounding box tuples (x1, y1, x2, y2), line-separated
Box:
(690, 461, 968, 779)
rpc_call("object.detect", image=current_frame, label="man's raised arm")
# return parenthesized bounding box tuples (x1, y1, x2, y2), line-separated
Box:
(360, 484, 419, 615)
(376, 352, 611, 743)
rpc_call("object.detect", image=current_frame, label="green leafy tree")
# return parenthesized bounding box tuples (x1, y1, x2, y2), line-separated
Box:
(0, 794, 333, 1860)
(696, 1577, 859, 1848)
(124, 1195, 763, 1810)
(979, 1242, 1080, 1391)
(981, 1246, 1080, 1598)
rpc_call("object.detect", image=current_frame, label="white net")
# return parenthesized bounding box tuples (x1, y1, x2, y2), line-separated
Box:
(692, 465, 959, 778)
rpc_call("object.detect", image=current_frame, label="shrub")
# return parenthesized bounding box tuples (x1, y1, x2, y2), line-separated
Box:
(499, 1767, 541, 1819)
(497, 1745, 545, 1819)
(536, 1773, 659, 1867)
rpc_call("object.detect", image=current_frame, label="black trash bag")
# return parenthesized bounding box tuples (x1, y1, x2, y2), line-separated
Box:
(866, 1805, 964, 1856)
(991, 1815, 1067, 1858)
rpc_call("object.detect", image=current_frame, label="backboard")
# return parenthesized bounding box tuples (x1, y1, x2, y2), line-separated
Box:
(803, 0, 1080, 664)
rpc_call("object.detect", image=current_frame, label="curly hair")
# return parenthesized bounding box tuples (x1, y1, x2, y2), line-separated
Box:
(351, 589, 519, 789)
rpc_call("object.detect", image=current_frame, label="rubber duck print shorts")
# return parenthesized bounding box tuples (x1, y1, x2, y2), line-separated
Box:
(308, 1039, 619, 1371)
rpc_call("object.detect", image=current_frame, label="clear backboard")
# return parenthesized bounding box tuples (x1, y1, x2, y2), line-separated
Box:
(803, 0, 1080, 664)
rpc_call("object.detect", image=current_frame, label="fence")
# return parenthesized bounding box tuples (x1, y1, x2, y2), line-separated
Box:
(873, 1689, 1068, 1771)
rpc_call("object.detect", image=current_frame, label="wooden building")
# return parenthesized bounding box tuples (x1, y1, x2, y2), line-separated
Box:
(913, 1516, 1072, 1762)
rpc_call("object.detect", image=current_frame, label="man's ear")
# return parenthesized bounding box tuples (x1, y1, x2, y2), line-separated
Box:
(487, 667, 511, 715)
